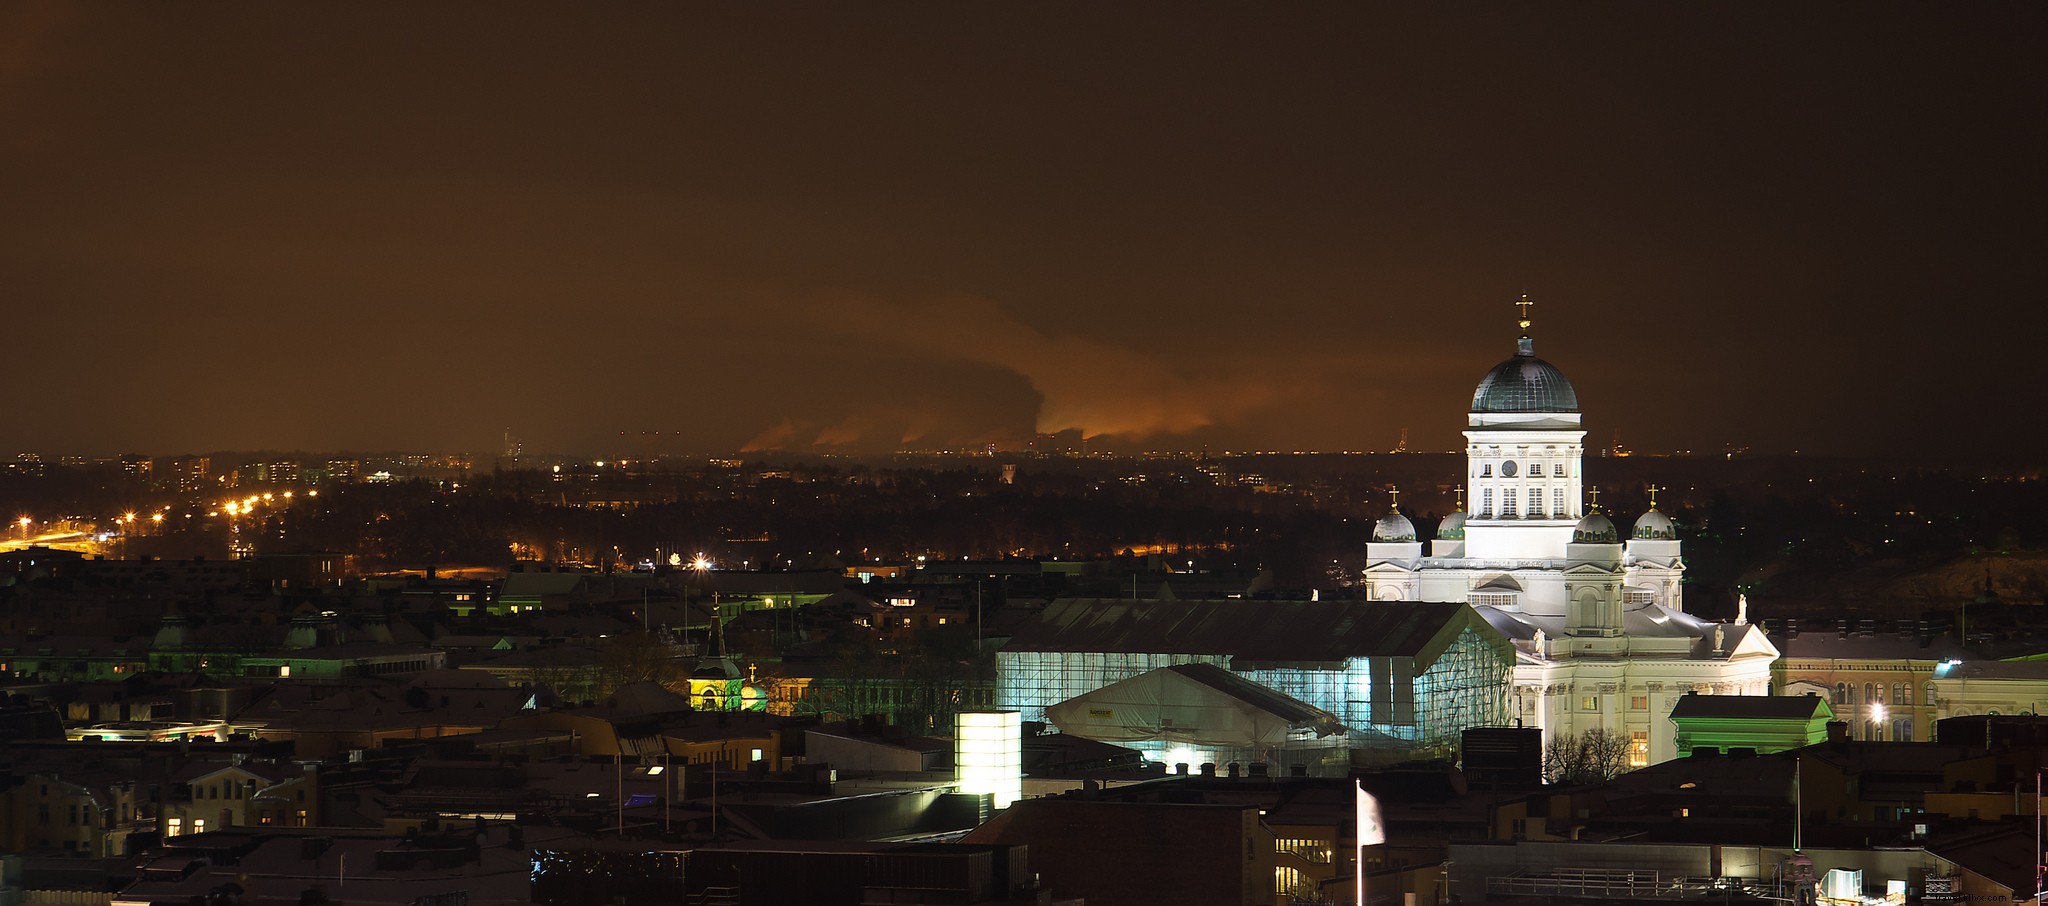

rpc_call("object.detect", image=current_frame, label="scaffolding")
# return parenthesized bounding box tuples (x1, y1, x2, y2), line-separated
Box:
(997, 624, 1511, 765)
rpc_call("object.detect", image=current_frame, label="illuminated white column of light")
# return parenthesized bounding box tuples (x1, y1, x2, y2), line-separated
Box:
(956, 710, 1022, 809)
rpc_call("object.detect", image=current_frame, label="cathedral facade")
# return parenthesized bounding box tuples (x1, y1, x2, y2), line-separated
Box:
(1364, 303, 1777, 768)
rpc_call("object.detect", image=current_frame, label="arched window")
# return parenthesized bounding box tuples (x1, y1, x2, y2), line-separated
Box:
(1926, 682, 1938, 706)
(1894, 683, 1908, 706)
(1834, 683, 1846, 704)
(1865, 683, 1877, 705)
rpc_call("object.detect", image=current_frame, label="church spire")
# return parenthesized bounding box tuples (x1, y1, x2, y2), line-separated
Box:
(1514, 292, 1535, 356)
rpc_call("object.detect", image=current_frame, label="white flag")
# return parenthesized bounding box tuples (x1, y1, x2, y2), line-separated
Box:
(1356, 778, 1385, 845)
(1357, 779, 1384, 906)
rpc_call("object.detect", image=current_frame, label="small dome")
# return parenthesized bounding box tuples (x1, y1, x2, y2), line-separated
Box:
(1435, 512, 1467, 541)
(1471, 340, 1580, 414)
(1632, 509, 1678, 540)
(1572, 513, 1619, 544)
(1372, 512, 1417, 542)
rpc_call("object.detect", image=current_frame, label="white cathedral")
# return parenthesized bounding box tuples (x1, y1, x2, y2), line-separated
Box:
(1364, 301, 1778, 767)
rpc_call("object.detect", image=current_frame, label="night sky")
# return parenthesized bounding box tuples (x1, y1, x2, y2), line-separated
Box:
(2, 5, 2040, 457)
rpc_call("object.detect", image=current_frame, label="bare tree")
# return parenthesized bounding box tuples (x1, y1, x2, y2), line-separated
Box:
(594, 631, 685, 697)
(1543, 728, 1634, 785)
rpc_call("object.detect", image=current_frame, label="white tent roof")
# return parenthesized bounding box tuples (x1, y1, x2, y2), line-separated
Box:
(1045, 663, 1346, 747)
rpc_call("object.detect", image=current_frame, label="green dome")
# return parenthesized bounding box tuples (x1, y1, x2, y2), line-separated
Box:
(1435, 512, 1467, 541)
(1632, 509, 1678, 540)
(1471, 339, 1580, 414)
(1572, 513, 1619, 544)
(1372, 512, 1417, 543)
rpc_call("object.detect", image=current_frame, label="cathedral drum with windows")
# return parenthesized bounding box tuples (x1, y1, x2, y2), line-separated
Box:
(1364, 298, 1777, 767)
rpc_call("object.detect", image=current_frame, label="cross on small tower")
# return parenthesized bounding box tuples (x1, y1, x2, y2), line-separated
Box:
(1646, 483, 1662, 510)
(1514, 292, 1534, 334)
(1454, 485, 1466, 511)
(1388, 486, 1402, 512)
(1586, 485, 1602, 514)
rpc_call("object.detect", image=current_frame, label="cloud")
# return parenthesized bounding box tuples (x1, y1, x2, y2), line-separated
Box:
(805, 293, 1290, 440)
(740, 418, 805, 452)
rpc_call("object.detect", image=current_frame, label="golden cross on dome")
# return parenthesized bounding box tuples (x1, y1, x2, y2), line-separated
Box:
(1587, 485, 1602, 513)
(1647, 483, 1662, 509)
(1388, 486, 1401, 511)
(1454, 485, 1465, 511)
(1515, 292, 1534, 334)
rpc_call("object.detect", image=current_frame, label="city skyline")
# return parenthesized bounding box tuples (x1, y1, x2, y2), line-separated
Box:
(2, 5, 2040, 456)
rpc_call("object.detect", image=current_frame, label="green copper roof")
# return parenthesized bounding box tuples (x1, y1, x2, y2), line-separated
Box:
(1471, 339, 1580, 414)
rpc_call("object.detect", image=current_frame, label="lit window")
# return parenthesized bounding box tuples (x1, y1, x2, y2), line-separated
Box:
(750, 748, 764, 762)
(192, 819, 205, 834)
(1581, 696, 1598, 711)
(1629, 731, 1649, 767)
(166, 817, 181, 836)
(1630, 695, 1647, 710)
